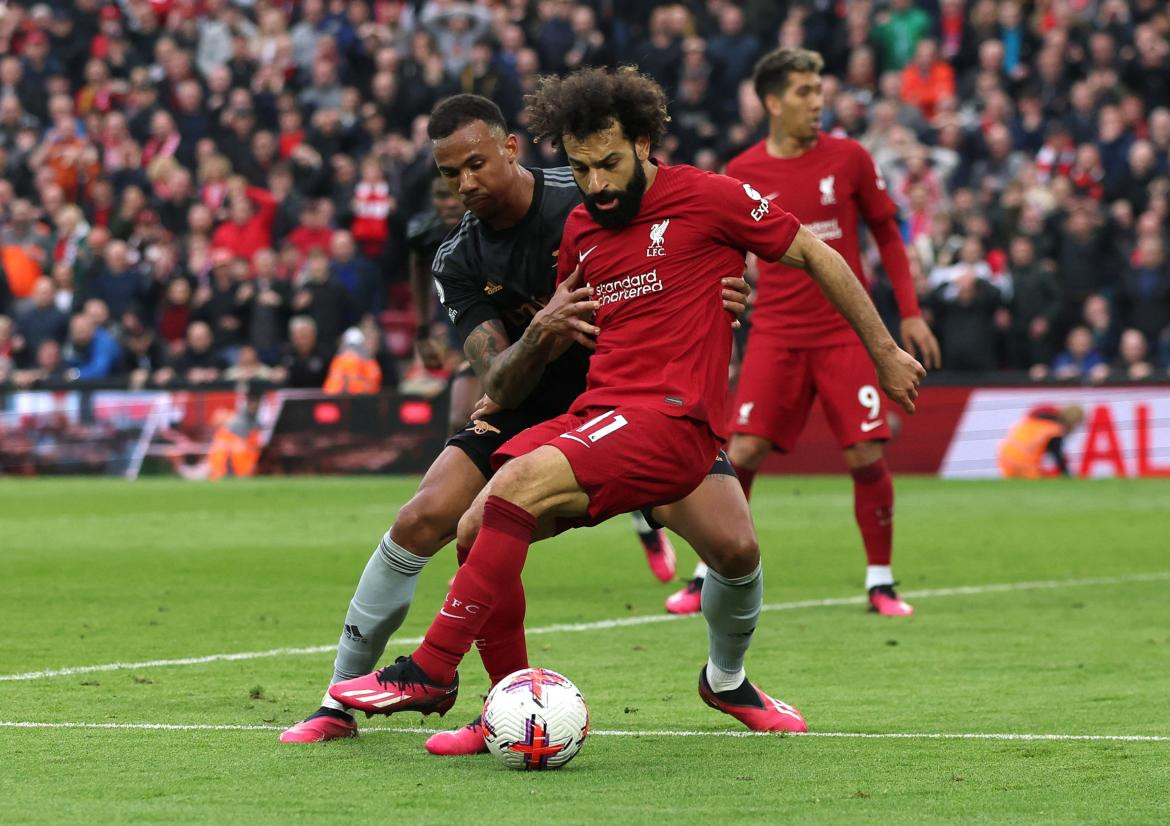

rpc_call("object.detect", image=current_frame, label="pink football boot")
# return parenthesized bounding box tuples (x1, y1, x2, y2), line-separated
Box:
(868, 584, 914, 616)
(278, 708, 358, 743)
(698, 667, 807, 733)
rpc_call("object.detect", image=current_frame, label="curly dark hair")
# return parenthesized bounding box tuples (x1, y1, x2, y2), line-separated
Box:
(525, 66, 670, 148)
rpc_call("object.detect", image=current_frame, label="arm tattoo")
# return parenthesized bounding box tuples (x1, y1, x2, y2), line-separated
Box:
(483, 323, 556, 407)
(463, 319, 508, 382)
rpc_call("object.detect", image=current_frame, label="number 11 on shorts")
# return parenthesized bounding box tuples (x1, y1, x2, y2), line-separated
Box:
(563, 410, 629, 447)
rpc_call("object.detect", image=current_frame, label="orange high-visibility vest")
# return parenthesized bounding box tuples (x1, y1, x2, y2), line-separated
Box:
(323, 351, 382, 395)
(208, 426, 261, 480)
(997, 415, 1064, 478)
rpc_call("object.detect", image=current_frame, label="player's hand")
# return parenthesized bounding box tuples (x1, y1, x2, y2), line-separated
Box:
(899, 316, 940, 370)
(471, 394, 502, 420)
(722, 276, 750, 329)
(531, 267, 600, 350)
(875, 345, 926, 415)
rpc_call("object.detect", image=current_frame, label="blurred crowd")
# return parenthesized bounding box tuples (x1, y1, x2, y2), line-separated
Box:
(0, 0, 1169, 392)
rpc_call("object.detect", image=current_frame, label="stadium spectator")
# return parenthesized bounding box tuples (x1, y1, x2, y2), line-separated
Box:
(1002, 236, 1061, 372)
(1119, 234, 1170, 343)
(224, 344, 280, 384)
(210, 177, 278, 260)
(872, 0, 932, 72)
(1100, 328, 1156, 382)
(900, 39, 955, 120)
(61, 312, 121, 382)
(292, 247, 357, 348)
(931, 270, 1003, 371)
(276, 315, 331, 388)
(120, 312, 167, 390)
(10, 338, 68, 388)
(157, 320, 226, 386)
(1051, 326, 1106, 381)
(15, 277, 69, 366)
(323, 326, 382, 395)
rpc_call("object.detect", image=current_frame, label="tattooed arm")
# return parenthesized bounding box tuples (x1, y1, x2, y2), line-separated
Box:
(464, 270, 600, 409)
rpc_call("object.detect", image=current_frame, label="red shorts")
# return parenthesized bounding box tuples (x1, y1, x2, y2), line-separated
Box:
(492, 406, 719, 525)
(729, 341, 890, 451)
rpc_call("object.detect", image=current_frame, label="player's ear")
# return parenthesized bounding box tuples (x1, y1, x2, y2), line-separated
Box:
(504, 133, 519, 162)
(634, 136, 651, 162)
(763, 93, 784, 119)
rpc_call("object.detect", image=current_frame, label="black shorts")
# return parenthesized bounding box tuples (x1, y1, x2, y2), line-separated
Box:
(639, 450, 736, 531)
(446, 406, 558, 480)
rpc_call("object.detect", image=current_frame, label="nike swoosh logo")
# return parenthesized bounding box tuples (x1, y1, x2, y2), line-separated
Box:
(578, 245, 598, 263)
(439, 609, 463, 619)
(860, 420, 884, 432)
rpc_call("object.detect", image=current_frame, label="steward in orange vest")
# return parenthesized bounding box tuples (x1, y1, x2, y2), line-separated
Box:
(997, 404, 1084, 478)
(323, 327, 382, 395)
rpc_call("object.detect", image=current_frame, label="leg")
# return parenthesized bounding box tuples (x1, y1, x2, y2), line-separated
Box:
(331, 447, 485, 685)
(726, 433, 772, 499)
(447, 367, 481, 436)
(842, 437, 892, 586)
(630, 511, 678, 583)
(652, 474, 807, 733)
(652, 474, 760, 686)
(412, 445, 587, 684)
(280, 447, 484, 742)
(814, 345, 910, 615)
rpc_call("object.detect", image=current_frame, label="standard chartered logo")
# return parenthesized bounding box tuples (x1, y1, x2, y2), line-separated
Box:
(595, 269, 665, 305)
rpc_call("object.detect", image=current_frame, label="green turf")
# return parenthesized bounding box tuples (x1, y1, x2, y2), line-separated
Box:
(1, 477, 1168, 824)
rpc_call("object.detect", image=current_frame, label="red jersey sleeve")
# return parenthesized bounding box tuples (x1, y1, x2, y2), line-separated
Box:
(849, 142, 922, 318)
(849, 142, 897, 225)
(707, 173, 801, 263)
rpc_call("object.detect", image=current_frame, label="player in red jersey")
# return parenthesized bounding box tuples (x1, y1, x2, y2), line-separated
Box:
(329, 68, 924, 735)
(666, 48, 943, 618)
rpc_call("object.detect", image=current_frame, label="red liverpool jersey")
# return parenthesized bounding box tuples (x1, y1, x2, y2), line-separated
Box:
(556, 162, 801, 439)
(727, 133, 899, 347)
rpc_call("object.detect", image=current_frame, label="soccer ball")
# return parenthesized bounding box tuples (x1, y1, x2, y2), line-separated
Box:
(481, 668, 589, 770)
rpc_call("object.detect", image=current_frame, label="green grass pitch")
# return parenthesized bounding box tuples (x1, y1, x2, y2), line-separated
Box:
(2, 477, 1168, 824)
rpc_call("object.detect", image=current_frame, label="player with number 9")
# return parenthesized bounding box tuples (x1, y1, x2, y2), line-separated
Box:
(667, 47, 942, 618)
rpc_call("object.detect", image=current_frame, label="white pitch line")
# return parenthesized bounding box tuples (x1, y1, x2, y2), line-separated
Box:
(2, 571, 1167, 684)
(1, 721, 1167, 743)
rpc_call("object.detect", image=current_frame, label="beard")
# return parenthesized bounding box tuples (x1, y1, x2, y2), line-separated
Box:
(582, 160, 647, 229)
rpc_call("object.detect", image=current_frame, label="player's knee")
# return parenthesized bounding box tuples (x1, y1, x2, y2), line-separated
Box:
(729, 435, 770, 469)
(844, 439, 883, 469)
(389, 495, 454, 556)
(456, 505, 483, 550)
(707, 530, 760, 579)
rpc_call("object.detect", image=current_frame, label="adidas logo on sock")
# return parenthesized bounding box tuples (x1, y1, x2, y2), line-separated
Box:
(343, 624, 368, 644)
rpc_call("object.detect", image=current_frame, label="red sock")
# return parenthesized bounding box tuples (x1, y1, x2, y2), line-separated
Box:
(413, 496, 535, 684)
(850, 458, 893, 566)
(731, 462, 757, 501)
(475, 576, 528, 686)
(454, 543, 529, 685)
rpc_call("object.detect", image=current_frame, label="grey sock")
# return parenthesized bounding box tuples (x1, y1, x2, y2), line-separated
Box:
(330, 531, 429, 684)
(701, 562, 763, 675)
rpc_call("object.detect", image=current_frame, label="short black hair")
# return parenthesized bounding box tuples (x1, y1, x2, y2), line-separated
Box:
(427, 94, 507, 140)
(525, 66, 670, 147)
(752, 47, 824, 103)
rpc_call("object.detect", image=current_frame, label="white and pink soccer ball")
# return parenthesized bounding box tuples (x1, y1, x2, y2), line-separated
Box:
(481, 668, 589, 770)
